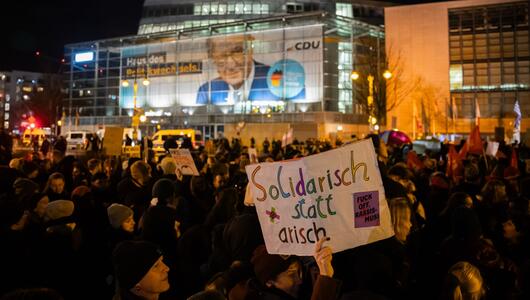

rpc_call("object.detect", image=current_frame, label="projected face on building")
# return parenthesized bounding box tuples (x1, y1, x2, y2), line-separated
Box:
(209, 35, 254, 90)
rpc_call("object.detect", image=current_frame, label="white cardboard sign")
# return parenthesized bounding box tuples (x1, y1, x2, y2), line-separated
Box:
(245, 139, 394, 256)
(170, 149, 200, 176)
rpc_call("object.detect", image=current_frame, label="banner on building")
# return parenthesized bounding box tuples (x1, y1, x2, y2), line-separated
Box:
(119, 25, 323, 111)
(245, 139, 394, 256)
(170, 149, 200, 176)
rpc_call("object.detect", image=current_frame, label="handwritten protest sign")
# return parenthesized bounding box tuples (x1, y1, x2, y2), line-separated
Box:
(245, 139, 394, 256)
(170, 149, 200, 176)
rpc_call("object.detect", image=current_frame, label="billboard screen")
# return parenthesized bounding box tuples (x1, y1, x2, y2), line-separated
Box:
(119, 25, 323, 111)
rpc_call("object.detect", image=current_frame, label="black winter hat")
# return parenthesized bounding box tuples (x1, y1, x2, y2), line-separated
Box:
(113, 240, 163, 290)
(152, 178, 175, 206)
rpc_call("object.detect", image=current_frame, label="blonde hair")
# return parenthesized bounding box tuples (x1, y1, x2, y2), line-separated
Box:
(447, 262, 485, 300)
(389, 197, 411, 243)
(159, 157, 177, 175)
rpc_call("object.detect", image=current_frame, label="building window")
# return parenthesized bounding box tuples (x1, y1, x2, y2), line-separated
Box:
(202, 3, 210, 15)
(336, 3, 353, 18)
(261, 4, 269, 14)
(219, 3, 227, 14)
(253, 3, 261, 14)
(450, 65, 463, 90)
(210, 3, 218, 15)
(244, 3, 252, 14)
(194, 4, 202, 15)
(228, 3, 235, 14)
(235, 3, 243, 14)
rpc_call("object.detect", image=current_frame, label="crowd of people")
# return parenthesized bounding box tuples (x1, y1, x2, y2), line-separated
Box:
(0, 128, 529, 300)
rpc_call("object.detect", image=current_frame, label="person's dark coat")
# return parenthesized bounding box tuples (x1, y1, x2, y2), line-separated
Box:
(117, 177, 153, 226)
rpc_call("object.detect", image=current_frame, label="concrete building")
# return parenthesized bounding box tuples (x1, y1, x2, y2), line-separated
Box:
(385, 0, 529, 143)
(0, 70, 63, 133)
(63, 1, 395, 142)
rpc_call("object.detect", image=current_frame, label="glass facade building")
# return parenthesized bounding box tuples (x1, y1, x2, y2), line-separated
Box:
(448, 1, 529, 119)
(63, 1, 388, 138)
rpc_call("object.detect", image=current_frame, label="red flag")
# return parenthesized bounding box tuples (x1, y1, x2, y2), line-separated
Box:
(406, 150, 424, 171)
(459, 125, 482, 158)
(475, 98, 481, 126)
(446, 144, 463, 182)
(510, 149, 518, 169)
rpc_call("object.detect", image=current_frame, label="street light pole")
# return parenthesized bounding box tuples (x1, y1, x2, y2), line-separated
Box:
(123, 69, 149, 146)
(367, 75, 376, 130)
(351, 70, 391, 132)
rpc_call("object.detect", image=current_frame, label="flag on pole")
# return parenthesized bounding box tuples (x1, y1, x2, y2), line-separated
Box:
(512, 100, 521, 143)
(459, 125, 482, 158)
(281, 127, 293, 148)
(475, 98, 481, 126)
(446, 144, 463, 183)
(514, 100, 521, 129)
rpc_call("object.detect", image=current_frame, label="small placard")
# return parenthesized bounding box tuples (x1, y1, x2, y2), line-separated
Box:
(354, 191, 380, 228)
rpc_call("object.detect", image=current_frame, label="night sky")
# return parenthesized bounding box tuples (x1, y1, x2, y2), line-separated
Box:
(0, 0, 437, 74)
(0, 0, 144, 73)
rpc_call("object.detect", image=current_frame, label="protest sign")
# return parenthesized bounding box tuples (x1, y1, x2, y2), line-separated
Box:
(103, 127, 124, 156)
(245, 139, 394, 256)
(123, 146, 141, 158)
(486, 141, 499, 157)
(249, 148, 259, 164)
(170, 149, 200, 176)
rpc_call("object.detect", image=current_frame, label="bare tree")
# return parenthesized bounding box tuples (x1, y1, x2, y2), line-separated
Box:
(385, 45, 423, 112)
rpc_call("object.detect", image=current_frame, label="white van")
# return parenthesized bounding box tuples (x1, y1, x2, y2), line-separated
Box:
(66, 131, 90, 150)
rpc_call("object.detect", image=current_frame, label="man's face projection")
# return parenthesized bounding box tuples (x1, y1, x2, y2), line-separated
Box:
(210, 35, 253, 89)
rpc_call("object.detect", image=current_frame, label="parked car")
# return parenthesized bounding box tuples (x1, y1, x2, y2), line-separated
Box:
(65, 130, 90, 150)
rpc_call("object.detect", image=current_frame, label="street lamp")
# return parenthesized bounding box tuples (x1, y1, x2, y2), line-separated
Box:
(351, 70, 392, 131)
(122, 76, 150, 142)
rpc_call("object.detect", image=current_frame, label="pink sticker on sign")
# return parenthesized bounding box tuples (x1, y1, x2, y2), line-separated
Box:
(353, 191, 380, 228)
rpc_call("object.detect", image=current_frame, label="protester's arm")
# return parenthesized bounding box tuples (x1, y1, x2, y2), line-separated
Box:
(311, 237, 341, 300)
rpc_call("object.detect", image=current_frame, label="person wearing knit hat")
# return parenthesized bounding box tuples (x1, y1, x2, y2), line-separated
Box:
(152, 178, 176, 207)
(107, 203, 135, 232)
(45, 200, 75, 228)
(112, 240, 170, 299)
